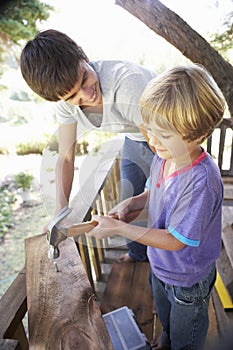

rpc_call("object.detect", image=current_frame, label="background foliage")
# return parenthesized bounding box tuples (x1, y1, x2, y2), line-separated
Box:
(0, 0, 53, 67)
(210, 8, 233, 59)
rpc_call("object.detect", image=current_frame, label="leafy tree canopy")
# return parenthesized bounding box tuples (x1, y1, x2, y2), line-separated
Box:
(210, 9, 233, 58)
(0, 0, 53, 62)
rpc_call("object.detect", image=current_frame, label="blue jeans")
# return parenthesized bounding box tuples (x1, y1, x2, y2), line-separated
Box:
(120, 136, 154, 261)
(151, 265, 216, 350)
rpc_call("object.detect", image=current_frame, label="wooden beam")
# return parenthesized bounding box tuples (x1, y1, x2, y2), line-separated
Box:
(222, 224, 233, 269)
(0, 269, 28, 350)
(0, 339, 22, 350)
(25, 233, 113, 350)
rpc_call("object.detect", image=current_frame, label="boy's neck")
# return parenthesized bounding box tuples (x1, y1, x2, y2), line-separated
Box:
(164, 145, 203, 177)
(177, 145, 202, 166)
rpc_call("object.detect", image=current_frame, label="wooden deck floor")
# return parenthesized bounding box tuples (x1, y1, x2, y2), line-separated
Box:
(94, 237, 220, 347)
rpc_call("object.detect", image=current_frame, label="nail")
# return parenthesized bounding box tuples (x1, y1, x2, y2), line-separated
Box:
(53, 261, 60, 273)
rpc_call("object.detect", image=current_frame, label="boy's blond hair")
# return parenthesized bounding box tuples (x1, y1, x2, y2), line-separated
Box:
(140, 64, 225, 143)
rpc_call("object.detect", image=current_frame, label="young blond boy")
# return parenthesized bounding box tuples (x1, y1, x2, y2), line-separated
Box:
(88, 64, 225, 349)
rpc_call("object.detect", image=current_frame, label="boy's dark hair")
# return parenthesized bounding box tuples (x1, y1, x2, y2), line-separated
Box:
(20, 29, 88, 101)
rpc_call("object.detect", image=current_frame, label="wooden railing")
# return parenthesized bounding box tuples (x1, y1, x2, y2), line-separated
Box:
(207, 118, 233, 178)
(0, 138, 124, 349)
(0, 269, 28, 349)
(207, 118, 233, 206)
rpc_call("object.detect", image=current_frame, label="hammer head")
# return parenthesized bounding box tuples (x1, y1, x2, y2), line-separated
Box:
(47, 206, 72, 259)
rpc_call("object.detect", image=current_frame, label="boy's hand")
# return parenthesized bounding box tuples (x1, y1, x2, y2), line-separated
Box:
(87, 215, 125, 240)
(108, 198, 132, 221)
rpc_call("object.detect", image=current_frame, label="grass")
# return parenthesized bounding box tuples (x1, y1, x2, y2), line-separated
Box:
(0, 185, 16, 240)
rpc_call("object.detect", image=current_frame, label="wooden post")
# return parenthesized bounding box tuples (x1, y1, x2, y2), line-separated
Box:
(0, 270, 28, 350)
(0, 339, 22, 350)
(25, 233, 113, 350)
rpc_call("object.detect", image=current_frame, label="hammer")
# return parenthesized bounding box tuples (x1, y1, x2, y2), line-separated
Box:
(47, 206, 144, 259)
(47, 206, 98, 259)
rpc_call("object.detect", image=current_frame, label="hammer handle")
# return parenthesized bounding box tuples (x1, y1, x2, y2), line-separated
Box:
(67, 220, 98, 237)
(66, 209, 143, 238)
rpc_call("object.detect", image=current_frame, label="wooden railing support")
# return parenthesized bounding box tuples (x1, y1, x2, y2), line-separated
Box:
(0, 339, 22, 350)
(0, 270, 28, 350)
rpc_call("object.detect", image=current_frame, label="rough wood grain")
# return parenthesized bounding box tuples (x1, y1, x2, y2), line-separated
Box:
(25, 233, 113, 350)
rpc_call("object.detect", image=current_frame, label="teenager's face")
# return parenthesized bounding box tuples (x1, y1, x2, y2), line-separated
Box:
(146, 123, 195, 161)
(60, 60, 102, 107)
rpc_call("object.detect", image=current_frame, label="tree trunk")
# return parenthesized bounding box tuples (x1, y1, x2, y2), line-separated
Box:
(115, 0, 233, 119)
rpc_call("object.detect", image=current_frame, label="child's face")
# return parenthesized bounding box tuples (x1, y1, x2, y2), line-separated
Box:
(146, 123, 197, 162)
(60, 60, 102, 107)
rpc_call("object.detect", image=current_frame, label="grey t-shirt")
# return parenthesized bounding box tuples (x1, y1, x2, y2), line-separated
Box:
(55, 60, 156, 141)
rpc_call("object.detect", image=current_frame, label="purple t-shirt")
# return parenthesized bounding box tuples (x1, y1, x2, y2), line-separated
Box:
(146, 150, 223, 287)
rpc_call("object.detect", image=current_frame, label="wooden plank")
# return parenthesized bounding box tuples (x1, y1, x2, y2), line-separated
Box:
(216, 244, 233, 300)
(25, 233, 113, 350)
(0, 270, 28, 348)
(0, 339, 21, 350)
(88, 237, 102, 281)
(75, 234, 94, 290)
(12, 322, 28, 350)
(100, 262, 135, 313)
(223, 183, 233, 206)
(222, 224, 233, 269)
(212, 288, 233, 337)
(222, 206, 233, 228)
(207, 297, 218, 340)
(100, 262, 153, 341)
(222, 177, 233, 185)
(130, 262, 154, 341)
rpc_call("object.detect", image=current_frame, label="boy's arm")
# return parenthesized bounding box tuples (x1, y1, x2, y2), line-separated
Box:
(55, 122, 77, 212)
(87, 216, 185, 251)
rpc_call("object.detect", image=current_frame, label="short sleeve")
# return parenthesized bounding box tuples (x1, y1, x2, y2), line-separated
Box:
(55, 101, 77, 124)
(168, 177, 221, 246)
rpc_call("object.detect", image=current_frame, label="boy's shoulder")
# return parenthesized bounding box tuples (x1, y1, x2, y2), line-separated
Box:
(91, 60, 156, 101)
(194, 151, 223, 193)
(90, 60, 156, 80)
(197, 151, 221, 175)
